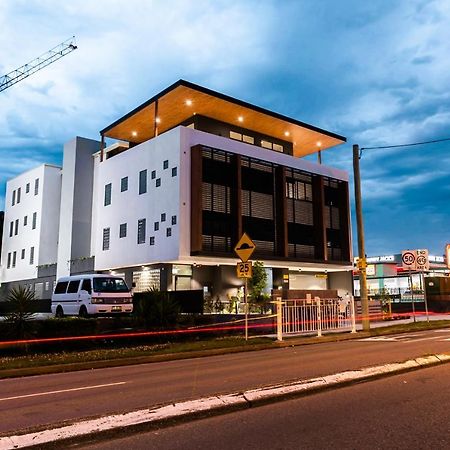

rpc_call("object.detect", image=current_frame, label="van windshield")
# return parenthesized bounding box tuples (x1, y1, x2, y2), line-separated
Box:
(92, 278, 129, 293)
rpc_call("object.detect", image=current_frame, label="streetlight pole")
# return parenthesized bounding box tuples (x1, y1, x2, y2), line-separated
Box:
(353, 144, 370, 331)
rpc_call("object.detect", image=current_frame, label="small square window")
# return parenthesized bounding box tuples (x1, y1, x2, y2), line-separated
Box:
(119, 223, 127, 238)
(121, 176, 128, 192)
(156, 178, 161, 187)
(163, 160, 169, 169)
(154, 222, 159, 231)
(161, 213, 166, 222)
(166, 227, 172, 237)
(151, 170, 156, 179)
(172, 167, 177, 177)
(171, 215, 177, 225)
(149, 236, 155, 246)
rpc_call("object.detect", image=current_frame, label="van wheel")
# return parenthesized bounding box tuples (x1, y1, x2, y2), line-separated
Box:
(79, 305, 89, 318)
(55, 306, 64, 318)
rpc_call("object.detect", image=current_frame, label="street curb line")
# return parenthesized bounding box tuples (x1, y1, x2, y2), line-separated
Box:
(1, 353, 449, 449)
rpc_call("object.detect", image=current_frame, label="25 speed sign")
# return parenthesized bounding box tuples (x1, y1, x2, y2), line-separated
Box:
(236, 261, 252, 278)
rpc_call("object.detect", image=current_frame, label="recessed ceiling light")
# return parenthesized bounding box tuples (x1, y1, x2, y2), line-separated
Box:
(316, 141, 322, 147)
(238, 116, 243, 122)
(284, 131, 290, 137)
(185, 99, 192, 106)
(155, 117, 161, 124)
(131, 131, 137, 137)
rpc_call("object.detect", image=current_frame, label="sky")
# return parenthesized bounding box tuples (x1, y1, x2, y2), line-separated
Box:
(0, 0, 449, 256)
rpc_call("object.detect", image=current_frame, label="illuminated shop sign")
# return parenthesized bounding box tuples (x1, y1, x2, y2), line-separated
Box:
(366, 255, 395, 263)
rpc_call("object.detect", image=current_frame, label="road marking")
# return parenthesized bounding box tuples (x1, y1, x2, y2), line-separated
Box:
(0, 382, 126, 402)
(359, 332, 450, 343)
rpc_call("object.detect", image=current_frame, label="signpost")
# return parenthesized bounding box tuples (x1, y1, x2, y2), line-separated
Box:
(234, 233, 256, 341)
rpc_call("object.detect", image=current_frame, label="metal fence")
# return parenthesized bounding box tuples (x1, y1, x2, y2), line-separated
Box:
(281, 297, 355, 336)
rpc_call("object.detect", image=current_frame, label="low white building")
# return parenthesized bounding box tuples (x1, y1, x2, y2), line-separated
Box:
(0, 80, 354, 303)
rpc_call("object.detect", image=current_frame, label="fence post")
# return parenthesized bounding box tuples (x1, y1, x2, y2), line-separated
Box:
(350, 295, 357, 333)
(316, 296, 322, 337)
(276, 296, 283, 342)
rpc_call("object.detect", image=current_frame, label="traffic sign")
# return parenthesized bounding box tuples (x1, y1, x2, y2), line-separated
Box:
(236, 261, 252, 278)
(402, 250, 416, 270)
(416, 249, 429, 271)
(234, 233, 256, 262)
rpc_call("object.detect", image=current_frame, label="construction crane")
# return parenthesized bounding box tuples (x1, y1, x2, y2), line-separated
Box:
(0, 36, 77, 93)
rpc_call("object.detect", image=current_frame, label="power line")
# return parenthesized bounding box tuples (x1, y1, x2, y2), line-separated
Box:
(361, 136, 450, 151)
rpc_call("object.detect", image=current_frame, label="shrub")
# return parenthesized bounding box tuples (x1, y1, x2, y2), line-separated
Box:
(134, 288, 180, 328)
(2, 286, 36, 339)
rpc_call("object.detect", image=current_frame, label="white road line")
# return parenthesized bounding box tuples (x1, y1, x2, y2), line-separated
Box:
(0, 382, 127, 402)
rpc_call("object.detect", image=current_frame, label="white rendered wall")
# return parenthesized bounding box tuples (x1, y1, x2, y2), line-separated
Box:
(92, 129, 181, 271)
(0, 164, 61, 283)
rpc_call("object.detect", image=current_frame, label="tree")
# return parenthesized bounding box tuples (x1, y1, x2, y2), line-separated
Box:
(248, 261, 269, 304)
(2, 286, 36, 339)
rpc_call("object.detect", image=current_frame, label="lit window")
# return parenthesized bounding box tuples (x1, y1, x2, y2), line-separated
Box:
(230, 131, 242, 141)
(261, 140, 272, 149)
(243, 135, 254, 144)
(273, 143, 283, 152)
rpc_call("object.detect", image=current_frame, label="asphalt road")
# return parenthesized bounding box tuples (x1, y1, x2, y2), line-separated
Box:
(81, 363, 450, 450)
(0, 329, 449, 435)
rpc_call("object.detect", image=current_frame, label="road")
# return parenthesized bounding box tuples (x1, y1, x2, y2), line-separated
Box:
(81, 363, 450, 450)
(0, 329, 449, 436)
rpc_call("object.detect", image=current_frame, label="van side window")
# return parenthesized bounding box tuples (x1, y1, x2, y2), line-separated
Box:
(67, 280, 81, 294)
(54, 281, 69, 294)
(81, 279, 92, 294)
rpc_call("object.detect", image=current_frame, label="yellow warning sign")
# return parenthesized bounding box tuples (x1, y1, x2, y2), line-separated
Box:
(236, 261, 252, 278)
(234, 233, 256, 262)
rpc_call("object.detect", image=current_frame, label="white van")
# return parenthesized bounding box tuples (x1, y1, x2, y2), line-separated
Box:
(51, 274, 133, 317)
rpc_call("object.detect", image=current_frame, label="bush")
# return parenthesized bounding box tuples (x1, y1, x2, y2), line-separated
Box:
(134, 288, 180, 328)
(2, 286, 36, 339)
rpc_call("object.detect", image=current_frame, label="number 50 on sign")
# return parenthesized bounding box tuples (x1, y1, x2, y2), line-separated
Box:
(237, 261, 252, 278)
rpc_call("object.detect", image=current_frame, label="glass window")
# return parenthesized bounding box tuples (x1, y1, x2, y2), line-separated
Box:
(172, 167, 177, 177)
(171, 215, 177, 225)
(7, 253, 11, 269)
(149, 236, 155, 246)
(163, 160, 169, 170)
(261, 140, 272, 149)
(12, 251, 16, 268)
(9, 221, 13, 237)
(102, 228, 110, 250)
(104, 183, 112, 206)
(273, 143, 283, 152)
(14, 219, 19, 235)
(32, 212, 37, 230)
(154, 221, 159, 231)
(30, 246, 35, 264)
(156, 178, 161, 187)
(54, 281, 68, 294)
(166, 227, 172, 237)
(161, 213, 166, 222)
(24, 215, 28, 226)
(121, 176, 128, 192)
(17, 187, 21, 204)
(230, 131, 242, 141)
(67, 280, 80, 294)
(137, 219, 146, 244)
(12, 190, 16, 206)
(45, 281, 50, 291)
(139, 170, 147, 194)
(81, 279, 92, 294)
(34, 178, 39, 196)
(26, 183, 30, 193)
(243, 135, 255, 144)
(21, 249, 25, 259)
(119, 223, 127, 238)
(151, 170, 156, 180)
(93, 277, 129, 293)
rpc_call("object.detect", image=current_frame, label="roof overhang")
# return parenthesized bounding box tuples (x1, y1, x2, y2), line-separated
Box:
(101, 80, 346, 158)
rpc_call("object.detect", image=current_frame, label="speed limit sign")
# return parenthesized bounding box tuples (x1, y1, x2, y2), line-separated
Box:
(236, 261, 252, 278)
(402, 250, 416, 270)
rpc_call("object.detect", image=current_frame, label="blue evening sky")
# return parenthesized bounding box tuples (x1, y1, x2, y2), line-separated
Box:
(0, 0, 449, 256)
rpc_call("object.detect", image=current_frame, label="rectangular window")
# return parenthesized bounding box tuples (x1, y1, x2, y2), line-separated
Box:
(30, 246, 35, 265)
(34, 178, 39, 196)
(26, 183, 30, 193)
(121, 176, 128, 192)
(103, 228, 110, 250)
(17, 187, 21, 204)
(9, 221, 13, 237)
(149, 236, 155, 246)
(119, 223, 127, 238)
(45, 281, 50, 291)
(12, 251, 16, 268)
(104, 183, 112, 206)
(21, 249, 25, 259)
(261, 140, 272, 149)
(67, 280, 80, 294)
(273, 143, 283, 152)
(139, 170, 147, 194)
(171, 215, 177, 225)
(14, 219, 19, 235)
(12, 190, 16, 206)
(154, 221, 159, 231)
(54, 281, 68, 294)
(81, 279, 92, 294)
(230, 131, 242, 141)
(137, 219, 146, 244)
(172, 167, 177, 177)
(163, 160, 169, 170)
(32, 212, 37, 230)
(161, 213, 166, 222)
(156, 178, 161, 187)
(166, 227, 172, 237)
(24, 215, 28, 226)
(243, 135, 255, 144)
(151, 170, 156, 180)
(7, 253, 11, 269)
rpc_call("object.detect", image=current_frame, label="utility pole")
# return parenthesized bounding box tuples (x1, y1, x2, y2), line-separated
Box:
(353, 144, 370, 331)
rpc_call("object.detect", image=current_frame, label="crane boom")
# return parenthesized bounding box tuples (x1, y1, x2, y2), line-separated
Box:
(0, 36, 77, 93)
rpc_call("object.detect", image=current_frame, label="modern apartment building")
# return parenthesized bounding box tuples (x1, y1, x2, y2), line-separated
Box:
(0, 80, 353, 301)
